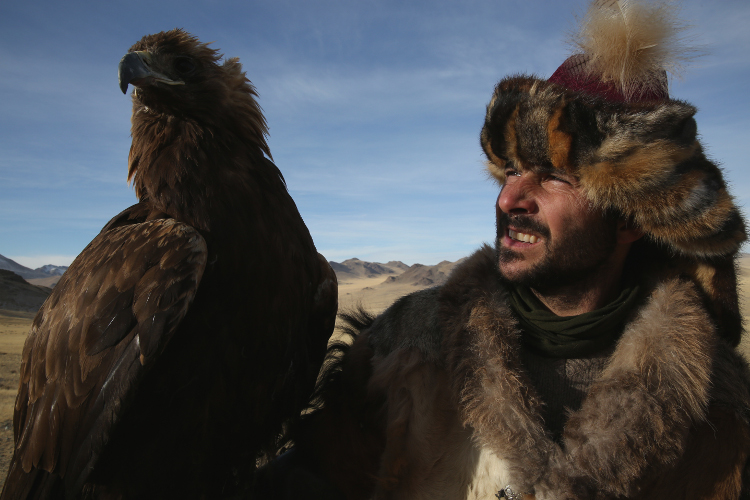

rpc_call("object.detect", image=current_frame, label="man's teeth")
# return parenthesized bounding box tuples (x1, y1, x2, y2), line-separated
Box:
(508, 229, 538, 244)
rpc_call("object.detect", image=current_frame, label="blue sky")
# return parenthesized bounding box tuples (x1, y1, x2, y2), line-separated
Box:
(2, 0, 749, 268)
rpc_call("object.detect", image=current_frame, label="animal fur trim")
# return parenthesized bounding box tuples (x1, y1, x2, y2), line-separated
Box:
(442, 246, 750, 498)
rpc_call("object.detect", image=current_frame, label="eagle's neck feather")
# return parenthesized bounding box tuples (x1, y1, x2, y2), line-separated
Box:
(127, 106, 280, 234)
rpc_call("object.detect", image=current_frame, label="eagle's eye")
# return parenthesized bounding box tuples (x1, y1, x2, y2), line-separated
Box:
(174, 56, 197, 76)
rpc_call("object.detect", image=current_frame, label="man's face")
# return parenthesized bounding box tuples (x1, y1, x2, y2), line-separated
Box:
(495, 166, 619, 291)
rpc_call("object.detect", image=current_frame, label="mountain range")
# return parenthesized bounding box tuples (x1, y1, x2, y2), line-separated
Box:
(0, 252, 463, 314)
(329, 258, 410, 283)
(0, 254, 69, 286)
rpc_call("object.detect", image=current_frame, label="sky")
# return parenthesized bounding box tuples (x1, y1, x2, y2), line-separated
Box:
(1, 0, 749, 268)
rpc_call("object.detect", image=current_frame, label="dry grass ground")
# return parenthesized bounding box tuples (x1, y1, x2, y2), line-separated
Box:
(1, 267, 750, 491)
(0, 309, 34, 490)
(338, 276, 426, 314)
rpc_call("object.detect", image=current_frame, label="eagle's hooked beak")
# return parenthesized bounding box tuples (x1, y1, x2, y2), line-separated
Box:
(118, 51, 185, 94)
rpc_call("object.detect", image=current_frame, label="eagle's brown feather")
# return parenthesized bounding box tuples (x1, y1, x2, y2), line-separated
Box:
(1, 29, 337, 499)
(12, 216, 206, 487)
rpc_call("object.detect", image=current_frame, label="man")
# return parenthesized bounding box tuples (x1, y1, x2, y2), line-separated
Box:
(256, 1, 750, 498)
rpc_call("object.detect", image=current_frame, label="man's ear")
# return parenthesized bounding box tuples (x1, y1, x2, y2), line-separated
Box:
(617, 218, 644, 244)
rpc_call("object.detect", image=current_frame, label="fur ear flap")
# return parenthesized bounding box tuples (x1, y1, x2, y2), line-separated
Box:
(577, 101, 746, 258)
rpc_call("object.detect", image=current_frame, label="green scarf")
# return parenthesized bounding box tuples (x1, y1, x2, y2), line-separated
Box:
(507, 284, 642, 359)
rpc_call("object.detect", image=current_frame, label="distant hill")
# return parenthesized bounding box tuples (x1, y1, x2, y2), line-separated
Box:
(0, 253, 68, 287)
(331, 257, 466, 313)
(36, 264, 67, 276)
(0, 254, 49, 280)
(0, 270, 51, 313)
(381, 258, 466, 287)
(329, 258, 409, 283)
(330, 257, 464, 288)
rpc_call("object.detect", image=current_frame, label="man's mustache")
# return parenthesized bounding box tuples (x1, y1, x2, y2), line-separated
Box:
(496, 212, 551, 239)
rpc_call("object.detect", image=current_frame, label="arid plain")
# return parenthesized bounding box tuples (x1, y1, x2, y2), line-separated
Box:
(0, 255, 749, 489)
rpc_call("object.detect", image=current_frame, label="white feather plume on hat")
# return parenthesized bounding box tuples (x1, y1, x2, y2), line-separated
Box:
(570, 0, 697, 100)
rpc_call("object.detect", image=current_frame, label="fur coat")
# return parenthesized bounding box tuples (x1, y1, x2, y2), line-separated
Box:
(279, 245, 750, 500)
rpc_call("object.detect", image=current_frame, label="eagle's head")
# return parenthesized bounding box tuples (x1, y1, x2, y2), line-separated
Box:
(119, 29, 271, 160)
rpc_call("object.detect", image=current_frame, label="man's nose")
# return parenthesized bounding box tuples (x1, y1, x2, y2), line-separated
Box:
(497, 178, 537, 215)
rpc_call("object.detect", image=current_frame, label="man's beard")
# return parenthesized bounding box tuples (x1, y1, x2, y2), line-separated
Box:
(496, 211, 618, 292)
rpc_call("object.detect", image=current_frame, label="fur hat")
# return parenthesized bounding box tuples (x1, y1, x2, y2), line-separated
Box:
(480, 0, 747, 345)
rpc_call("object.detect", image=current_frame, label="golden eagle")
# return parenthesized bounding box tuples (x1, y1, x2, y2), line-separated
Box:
(1, 29, 337, 499)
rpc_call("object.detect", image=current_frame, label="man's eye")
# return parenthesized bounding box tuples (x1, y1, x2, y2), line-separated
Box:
(505, 170, 520, 177)
(546, 174, 569, 184)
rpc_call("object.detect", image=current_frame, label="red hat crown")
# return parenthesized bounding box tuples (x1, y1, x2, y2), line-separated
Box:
(549, 0, 694, 103)
(549, 53, 668, 102)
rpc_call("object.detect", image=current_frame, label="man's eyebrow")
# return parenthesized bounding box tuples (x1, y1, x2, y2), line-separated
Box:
(533, 164, 580, 182)
(531, 163, 561, 176)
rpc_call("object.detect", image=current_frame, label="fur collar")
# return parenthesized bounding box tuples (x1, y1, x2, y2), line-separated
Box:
(441, 245, 718, 498)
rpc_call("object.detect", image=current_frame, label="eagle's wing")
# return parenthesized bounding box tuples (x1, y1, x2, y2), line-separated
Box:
(5, 211, 207, 497)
